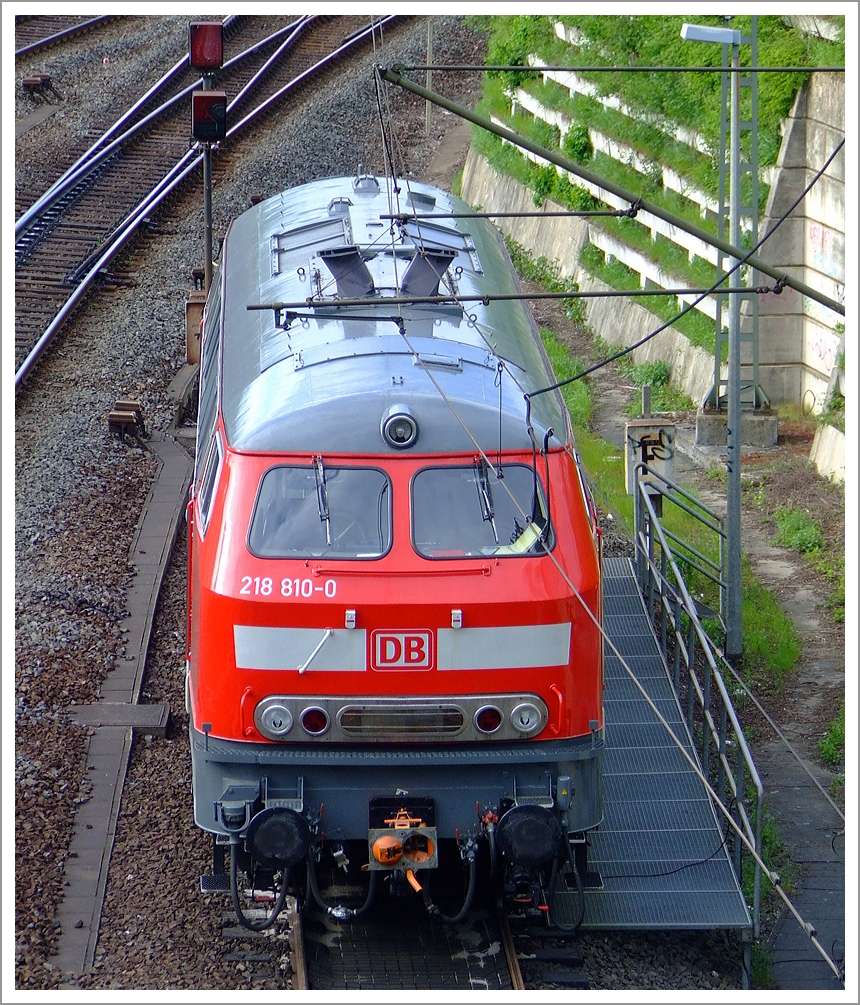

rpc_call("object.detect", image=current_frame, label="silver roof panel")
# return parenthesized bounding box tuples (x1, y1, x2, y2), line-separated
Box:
(217, 175, 569, 454)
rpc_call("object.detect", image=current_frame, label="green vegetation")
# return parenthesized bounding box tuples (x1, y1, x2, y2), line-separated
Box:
(739, 563, 801, 689)
(774, 506, 825, 554)
(819, 704, 845, 768)
(540, 329, 591, 429)
(504, 235, 587, 326)
(547, 14, 843, 166)
(772, 504, 844, 622)
(590, 330, 697, 415)
(474, 15, 845, 391)
(819, 387, 845, 433)
(579, 241, 717, 355)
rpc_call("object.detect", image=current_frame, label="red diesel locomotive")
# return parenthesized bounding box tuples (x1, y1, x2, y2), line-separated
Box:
(187, 171, 603, 927)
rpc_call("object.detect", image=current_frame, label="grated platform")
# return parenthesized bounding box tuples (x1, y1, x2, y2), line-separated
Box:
(556, 556, 752, 934)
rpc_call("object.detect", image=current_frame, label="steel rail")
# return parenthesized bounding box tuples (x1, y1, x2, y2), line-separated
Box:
(15, 17, 310, 240)
(227, 15, 399, 135)
(377, 68, 845, 318)
(15, 16, 401, 390)
(497, 899, 526, 989)
(14, 16, 114, 57)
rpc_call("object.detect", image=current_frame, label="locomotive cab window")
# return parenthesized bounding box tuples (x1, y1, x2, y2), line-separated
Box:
(412, 462, 553, 559)
(248, 462, 392, 560)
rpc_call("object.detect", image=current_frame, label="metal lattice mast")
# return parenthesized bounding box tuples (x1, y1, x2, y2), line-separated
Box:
(712, 16, 767, 411)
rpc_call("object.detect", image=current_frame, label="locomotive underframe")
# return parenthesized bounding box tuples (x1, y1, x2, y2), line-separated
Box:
(190, 722, 604, 853)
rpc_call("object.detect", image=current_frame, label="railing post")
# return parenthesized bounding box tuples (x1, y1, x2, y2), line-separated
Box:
(673, 596, 682, 695)
(634, 480, 646, 592)
(718, 702, 728, 805)
(686, 616, 697, 732)
(702, 652, 712, 770)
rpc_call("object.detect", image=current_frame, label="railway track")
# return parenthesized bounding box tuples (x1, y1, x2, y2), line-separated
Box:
(14, 15, 118, 57)
(216, 880, 592, 990)
(14, 13, 401, 387)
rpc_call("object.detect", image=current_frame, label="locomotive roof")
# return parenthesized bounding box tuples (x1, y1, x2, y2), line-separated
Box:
(218, 174, 569, 454)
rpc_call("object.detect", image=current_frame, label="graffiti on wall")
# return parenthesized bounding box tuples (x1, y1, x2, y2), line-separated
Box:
(808, 223, 843, 277)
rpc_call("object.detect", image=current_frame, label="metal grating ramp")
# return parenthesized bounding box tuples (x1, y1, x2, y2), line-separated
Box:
(573, 556, 751, 932)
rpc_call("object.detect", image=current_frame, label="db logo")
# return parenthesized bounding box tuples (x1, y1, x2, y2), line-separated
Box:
(372, 631, 433, 670)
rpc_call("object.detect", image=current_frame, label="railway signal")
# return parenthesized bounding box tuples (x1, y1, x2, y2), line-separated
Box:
(188, 21, 223, 70)
(189, 21, 224, 295)
(191, 90, 227, 142)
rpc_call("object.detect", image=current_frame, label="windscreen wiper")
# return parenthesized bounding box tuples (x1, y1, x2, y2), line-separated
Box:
(314, 455, 331, 546)
(474, 457, 498, 544)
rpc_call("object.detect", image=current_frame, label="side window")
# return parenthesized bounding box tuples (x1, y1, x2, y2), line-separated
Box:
(197, 433, 223, 537)
(196, 266, 222, 469)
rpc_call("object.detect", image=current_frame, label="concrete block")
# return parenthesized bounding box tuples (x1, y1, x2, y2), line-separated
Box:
(695, 408, 778, 448)
(810, 423, 845, 483)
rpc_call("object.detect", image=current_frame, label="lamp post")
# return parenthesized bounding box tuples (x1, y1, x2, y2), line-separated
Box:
(681, 22, 743, 664)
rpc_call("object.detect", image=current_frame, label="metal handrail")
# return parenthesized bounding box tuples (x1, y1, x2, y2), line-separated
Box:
(632, 463, 763, 938)
(633, 463, 727, 619)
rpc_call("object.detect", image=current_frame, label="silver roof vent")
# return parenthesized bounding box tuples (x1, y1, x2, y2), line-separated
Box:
(318, 246, 374, 297)
(400, 248, 456, 297)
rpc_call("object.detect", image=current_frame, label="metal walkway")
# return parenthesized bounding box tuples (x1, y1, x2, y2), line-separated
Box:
(577, 556, 752, 933)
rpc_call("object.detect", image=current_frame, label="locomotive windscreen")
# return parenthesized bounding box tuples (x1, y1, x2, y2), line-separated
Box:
(248, 463, 392, 559)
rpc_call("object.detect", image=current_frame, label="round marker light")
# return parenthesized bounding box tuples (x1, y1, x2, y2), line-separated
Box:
(475, 705, 503, 734)
(301, 706, 329, 736)
(381, 404, 418, 449)
(259, 703, 293, 738)
(510, 702, 543, 734)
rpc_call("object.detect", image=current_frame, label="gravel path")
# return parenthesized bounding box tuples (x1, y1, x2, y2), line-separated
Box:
(15, 15, 745, 992)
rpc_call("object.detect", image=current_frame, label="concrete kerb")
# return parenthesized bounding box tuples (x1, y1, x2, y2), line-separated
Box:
(55, 379, 195, 981)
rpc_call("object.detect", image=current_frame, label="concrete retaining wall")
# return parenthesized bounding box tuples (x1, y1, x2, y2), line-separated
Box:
(460, 150, 717, 405)
(757, 72, 845, 410)
(809, 423, 846, 484)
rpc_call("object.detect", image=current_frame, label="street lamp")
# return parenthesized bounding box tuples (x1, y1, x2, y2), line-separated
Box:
(681, 22, 743, 664)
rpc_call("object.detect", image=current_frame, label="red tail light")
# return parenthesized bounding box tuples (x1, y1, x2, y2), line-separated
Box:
(301, 707, 329, 735)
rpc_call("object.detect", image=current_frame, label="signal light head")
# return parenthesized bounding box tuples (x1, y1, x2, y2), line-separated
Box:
(189, 22, 223, 69)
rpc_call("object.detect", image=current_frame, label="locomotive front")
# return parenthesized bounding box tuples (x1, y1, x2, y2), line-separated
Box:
(187, 174, 604, 923)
